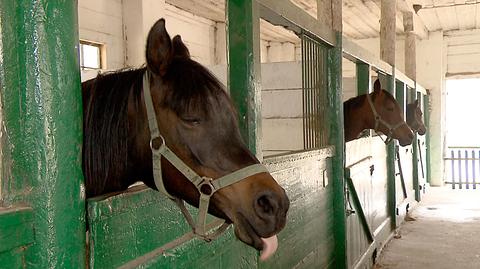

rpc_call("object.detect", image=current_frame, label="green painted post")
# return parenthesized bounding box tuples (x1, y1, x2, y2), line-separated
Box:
(328, 32, 347, 269)
(0, 1, 85, 268)
(410, 89, 421, 202)
(380, 72, 397, 230)
(411, 89, 420, 201)
(424, 93, 432, 184)
(356, 62, 371, 96)
(227, 0, 262, 159)
(395, 80, 405, 117)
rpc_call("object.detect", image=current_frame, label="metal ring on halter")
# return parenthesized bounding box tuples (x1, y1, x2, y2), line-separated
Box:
(149, 134, 166, 153)
(198, 178, 215, 196)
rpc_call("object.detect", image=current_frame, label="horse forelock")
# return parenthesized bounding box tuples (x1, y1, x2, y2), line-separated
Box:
(163, 58, 235, 121)
(374, 89, 398, 108)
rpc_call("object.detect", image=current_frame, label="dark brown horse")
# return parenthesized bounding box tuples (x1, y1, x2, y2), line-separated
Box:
(406, 100, 426, 135)
(82, 19, 289, 259)
(343, 79, 414, 146)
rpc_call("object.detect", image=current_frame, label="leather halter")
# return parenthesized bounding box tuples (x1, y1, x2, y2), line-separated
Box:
(366, 93, 408, 144)
(142, 71, 268, 241)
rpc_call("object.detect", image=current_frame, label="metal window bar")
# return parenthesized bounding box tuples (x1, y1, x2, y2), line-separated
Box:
(445, 147, 480, 189)
(301, 32, 328, 150)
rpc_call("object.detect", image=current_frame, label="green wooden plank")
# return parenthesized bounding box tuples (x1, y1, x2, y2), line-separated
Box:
(412, 134, 420, 201)
(395, 80, 405, 117)
(88, 149, 337, 269)
(356, 63, 371, 96)
(381, 73, 397, 230)
(0, 247, 26, 269)
(424, 94, 431, 184)
(0, 207, 34, 253)
(227, 0, 262, 157)
(124, 230, 257, 269)
(88, 185, 257, 268)
(0, 0, 85, 267)
(261, 154, 335, 269)
(327, 31, 347, 269)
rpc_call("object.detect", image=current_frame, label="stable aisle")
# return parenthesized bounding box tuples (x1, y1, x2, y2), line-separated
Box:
(376, 187, 480, 269)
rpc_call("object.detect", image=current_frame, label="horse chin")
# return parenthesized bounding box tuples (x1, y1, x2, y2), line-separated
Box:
(233, 213, 264, 250)
(231, 212, 279, 260)
(398, 139, 412, 147)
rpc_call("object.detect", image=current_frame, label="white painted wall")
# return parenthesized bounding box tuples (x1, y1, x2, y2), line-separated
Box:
(164, 5, 217, 65)
(261, 41, 301, 63)
(342, 58, 357, 101)
(78, 0, 217, 81)
(444, 30, 480, 77)
(417, 31, 447, 186)
(78, 0, 125, 81)
(208, 62, 304, 156)
(352, 37, 406, 74)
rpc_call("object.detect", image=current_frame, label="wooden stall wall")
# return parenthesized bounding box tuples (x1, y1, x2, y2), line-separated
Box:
(87, 149, 336, 268)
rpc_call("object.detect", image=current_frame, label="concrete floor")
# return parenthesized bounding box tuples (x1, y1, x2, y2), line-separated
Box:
(376, 186, 480, 269)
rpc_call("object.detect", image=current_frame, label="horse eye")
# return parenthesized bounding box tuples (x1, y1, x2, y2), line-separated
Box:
(182, 118, 201, 125)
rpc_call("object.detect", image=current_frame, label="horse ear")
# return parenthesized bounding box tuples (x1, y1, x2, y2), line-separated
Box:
(373, 79, 381, 93)
(172, 35, 190, 58)
(146, 18, 172, 76)
(414, 99, 419, 107)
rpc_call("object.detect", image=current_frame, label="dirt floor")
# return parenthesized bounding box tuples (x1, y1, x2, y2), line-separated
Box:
(376, 186, 480, 269)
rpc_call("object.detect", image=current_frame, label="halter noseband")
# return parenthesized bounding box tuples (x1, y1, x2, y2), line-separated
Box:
(366, 93, 407, 144)
(142, 71, 268, 241)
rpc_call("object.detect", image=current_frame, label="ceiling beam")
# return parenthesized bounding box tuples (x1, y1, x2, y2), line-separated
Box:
(397, 0, 429, 39)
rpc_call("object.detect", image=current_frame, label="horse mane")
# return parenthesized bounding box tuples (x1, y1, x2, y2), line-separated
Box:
(344, 94, 367, 111)
(83, 68, 145, 197)
(82, 58, 230, 197)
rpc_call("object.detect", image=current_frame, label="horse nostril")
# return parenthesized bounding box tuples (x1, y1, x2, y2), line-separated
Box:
(255, 192, 279, 219)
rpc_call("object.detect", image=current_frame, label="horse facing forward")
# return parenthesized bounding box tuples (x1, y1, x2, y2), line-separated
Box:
(343, 79, 414, 146)
(406, 99, 426, 135)
(82, 18, 289, 260)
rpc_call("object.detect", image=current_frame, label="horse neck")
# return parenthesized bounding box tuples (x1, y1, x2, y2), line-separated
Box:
(82, 69, 155, 197)
(343, 94, 374, 142)
(406, 105, 415, 126)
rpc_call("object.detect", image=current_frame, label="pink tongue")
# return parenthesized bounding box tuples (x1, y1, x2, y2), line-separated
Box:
(259, 235, 278, 261)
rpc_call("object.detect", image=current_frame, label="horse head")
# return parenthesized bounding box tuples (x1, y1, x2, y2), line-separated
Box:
(406, 99, 426, 135)
(369, 79, 414, 146)
(141, 19, 289, 257)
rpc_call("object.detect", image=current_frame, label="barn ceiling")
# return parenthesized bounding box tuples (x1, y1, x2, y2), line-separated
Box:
(166, 0, 480, 41)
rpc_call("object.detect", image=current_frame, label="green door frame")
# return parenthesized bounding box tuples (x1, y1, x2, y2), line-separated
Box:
(0, 1, 85, 267)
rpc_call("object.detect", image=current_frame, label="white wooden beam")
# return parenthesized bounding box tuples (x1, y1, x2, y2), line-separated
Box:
(166, 0, 224, 22)
(397, 0, 428, 39)
(403, 11, 416, 81)
(380, 0, 396, 66)
(332, 0, 342, 32)
(342, 36, 392, 75)
(317, 0, 332, 26)
(258, 0, 336, 45)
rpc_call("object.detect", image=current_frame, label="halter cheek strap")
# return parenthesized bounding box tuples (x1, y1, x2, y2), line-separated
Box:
(142, 71, 268, 241)
(366, 94, 408, 144)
